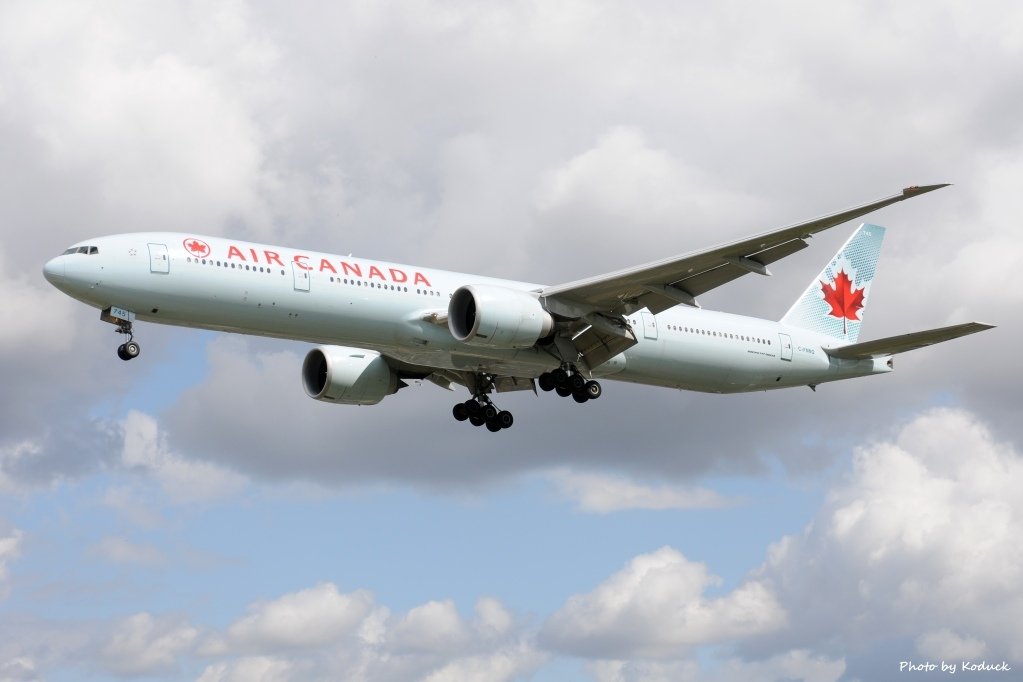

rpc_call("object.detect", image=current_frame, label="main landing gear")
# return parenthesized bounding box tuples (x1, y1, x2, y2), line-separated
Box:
(537, 365, 602, 403)
(114, 320, 141, 361)
(451, 373, 514, 432)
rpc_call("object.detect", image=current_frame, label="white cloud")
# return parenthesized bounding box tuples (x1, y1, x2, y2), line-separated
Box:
(420, 641, 548, 682)
(121, 411, 246, 503)
(542, 546, 785, 658)
(588, 649, 845, 682)
(551, 469, 732, 513)
(197, 656, 295, 682)
(916, 629, 987, 661)
(0, 656, 38, 682)
(1, 0, 276, 236)
(0, 525, 24, 597)
(101, 612, 198, 677)
(389, 599, 469, 654)
(197, 583, 543, 681)
(759, 407, 1023, 659)
(92, 536, 165, 567)
(223, 583, 376, 651)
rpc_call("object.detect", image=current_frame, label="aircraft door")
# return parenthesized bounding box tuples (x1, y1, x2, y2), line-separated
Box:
(779, 332, 793, 361)
(292, 261, 311, 291)
(148, 243, 169, 273)
(640, 311, 658, 340)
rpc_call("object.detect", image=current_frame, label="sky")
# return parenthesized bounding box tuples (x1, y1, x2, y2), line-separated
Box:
(1, 1, 1021, 680)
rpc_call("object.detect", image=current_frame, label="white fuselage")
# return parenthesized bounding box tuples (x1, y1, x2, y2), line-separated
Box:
(43, 232, 890, 394)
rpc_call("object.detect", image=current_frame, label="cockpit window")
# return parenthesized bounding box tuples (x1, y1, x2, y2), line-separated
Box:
(63, 247, 77, 255)
(62, 246, 99, 255)
(89, 246, 99, 255)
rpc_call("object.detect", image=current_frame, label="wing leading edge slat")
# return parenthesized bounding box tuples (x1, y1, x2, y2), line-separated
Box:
(541, 184, 950, 315)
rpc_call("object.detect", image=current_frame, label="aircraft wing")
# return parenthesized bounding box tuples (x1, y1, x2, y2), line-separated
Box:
(823, 322, 995, 360)
(539, 184, 949, 318)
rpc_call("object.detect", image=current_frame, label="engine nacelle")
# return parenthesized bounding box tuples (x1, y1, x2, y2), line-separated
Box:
(448, 284, 554, 348)
(301, 346, 400, 405)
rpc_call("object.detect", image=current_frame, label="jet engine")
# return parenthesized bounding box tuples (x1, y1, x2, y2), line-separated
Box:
(448, 284, 554, 348)
(302, 346, 401, 405)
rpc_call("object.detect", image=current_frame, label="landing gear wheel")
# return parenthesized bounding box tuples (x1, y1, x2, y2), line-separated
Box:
(569, 373, 585, 390)
(124, 341, 141, 359)
(555, 386, 572, 398)
(538, 372, 555, 392)
(585, 380, 602, 400)
(456, 372, 516, 432)
(572, 389, 589, 403)
(552, 368, 569, 388)
(117, 344, 129, 361)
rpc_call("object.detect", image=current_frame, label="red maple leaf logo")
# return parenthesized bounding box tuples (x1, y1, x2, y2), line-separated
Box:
(183, 238, 210, 258)
(820, 269, 865, 332)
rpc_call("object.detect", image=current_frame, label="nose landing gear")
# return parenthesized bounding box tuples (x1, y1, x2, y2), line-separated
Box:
(102, 307, 141, 361)
(114, 319, 141, 361)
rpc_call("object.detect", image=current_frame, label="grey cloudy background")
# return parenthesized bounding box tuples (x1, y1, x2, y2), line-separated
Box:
(1, 1, 1022, 680)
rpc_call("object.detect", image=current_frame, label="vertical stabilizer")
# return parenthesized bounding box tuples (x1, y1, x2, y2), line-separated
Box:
(780, 223, 885, 343)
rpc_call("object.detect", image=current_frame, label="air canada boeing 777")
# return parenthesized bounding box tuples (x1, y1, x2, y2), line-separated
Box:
(43, 184, 992, 432)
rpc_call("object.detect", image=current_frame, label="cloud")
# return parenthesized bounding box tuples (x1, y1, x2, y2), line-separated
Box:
(121, 411, 246, 504)
(101, 612, 198, 677)
(587, 649, 846, 682)
(916, 629, 987, 661)
(551, 469, 733, 513)
(757, 407, 1023, 661)
(197, 583, 544, 681)
(221, 583, 376, 652)
(541, 546, 785, 658)
(92, 536, 166, 568)
(0, 524, 23, 597)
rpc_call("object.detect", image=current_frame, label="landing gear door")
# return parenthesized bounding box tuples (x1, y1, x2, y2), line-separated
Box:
(640, 311, 658, 340)
(148, 243, 169, 274)
(293, 262, 311, 291)
(779, 332, 793, 361)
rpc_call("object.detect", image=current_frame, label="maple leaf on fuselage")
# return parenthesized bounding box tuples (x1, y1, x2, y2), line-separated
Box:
(820, 269, 865, 321)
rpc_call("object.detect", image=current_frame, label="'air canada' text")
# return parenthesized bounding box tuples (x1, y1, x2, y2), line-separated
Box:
(225, 245, 433, 287)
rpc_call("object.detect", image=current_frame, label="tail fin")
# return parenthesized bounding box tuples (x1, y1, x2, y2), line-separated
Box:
(780, 223, 885, 343)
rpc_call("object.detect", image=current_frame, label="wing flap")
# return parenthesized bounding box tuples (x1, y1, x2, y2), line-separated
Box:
(824, 322, 994, 359)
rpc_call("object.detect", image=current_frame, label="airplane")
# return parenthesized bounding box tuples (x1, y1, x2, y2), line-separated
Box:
(42, 184, 992, 432)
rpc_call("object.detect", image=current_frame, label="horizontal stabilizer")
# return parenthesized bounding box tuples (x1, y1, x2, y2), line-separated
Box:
(824, 322, 994, 359)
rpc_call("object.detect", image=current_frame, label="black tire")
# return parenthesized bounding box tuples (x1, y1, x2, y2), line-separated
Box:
(466, 400, 482, 417)
(552, 368, 569, 388)
(124, 341, 141, 358)
(555, 386, 572, 398)
(538, 373, 555, 392)
(497, 410, 514, 429)
(483, 404, 498, 420)
(572, 389, 589, 403)
(486, 420, 502, 432)
(569, 373, 585, 390)
(585, 380, 602, 400)
(469, 414, 486, 427)
(117, 344, 130, 361)
(453, 403, 469, 421)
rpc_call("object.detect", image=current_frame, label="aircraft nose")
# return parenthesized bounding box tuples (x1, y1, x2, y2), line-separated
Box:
(43, 256, 65, 283)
